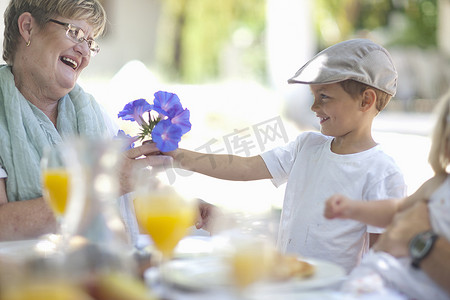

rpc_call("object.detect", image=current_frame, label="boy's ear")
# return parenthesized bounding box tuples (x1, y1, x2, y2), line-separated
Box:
(17, 12, 34, 44)
(360, 88, 377, 112)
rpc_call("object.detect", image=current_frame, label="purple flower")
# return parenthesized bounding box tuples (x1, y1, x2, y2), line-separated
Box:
(118, 98, 152, 126)
(151, 119, 182, 152)
(152, 91, 184, 119)
(117, 91, 190, 152)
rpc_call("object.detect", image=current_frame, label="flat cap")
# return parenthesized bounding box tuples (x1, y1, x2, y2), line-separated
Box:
(288, 39, 398, 96)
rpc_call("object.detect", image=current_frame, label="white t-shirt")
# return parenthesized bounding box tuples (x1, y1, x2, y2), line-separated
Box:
(260, 131, 407, 273)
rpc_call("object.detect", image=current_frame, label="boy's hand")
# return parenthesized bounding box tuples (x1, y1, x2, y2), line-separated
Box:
(195, 199, 221, 233)
(324, 194, 354, 219)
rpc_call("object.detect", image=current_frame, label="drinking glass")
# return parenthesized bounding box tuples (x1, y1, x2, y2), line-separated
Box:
(213, 208, 278, 298)
(40, 144, 71, 245)
(41, 145, 70, 218)
(133, 167, 196, 292)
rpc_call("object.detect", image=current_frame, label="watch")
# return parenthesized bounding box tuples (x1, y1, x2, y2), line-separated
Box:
(409, 230, 438, 269)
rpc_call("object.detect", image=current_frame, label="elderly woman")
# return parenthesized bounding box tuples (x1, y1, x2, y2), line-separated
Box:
(0, 0, 172, 241)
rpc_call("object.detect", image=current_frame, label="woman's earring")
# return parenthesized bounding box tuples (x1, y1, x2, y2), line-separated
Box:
(26, 40, 31, 47)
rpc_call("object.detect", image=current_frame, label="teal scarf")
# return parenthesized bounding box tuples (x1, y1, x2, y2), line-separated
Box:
(0, 65, 107, 202)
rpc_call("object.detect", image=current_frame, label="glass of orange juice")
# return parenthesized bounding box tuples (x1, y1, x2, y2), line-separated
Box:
(133, 167, 196, 292)
(229, 235, 276, 293)
(214, 210, 277, 297)
(41, 145, 71, 240)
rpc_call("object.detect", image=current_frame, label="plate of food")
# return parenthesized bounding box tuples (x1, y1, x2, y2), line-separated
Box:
(254, 254, 346, 293)
(144, 252, 346, 293)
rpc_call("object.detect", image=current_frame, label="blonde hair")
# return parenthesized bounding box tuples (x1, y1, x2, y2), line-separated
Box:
(428, 90, 450, 174)
(3, 0, 106, 64)
(339, 79, 392, 112)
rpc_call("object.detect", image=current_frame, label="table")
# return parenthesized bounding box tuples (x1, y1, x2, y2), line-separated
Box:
(0, 236, 408, 300)
(140, 235, 408, 300)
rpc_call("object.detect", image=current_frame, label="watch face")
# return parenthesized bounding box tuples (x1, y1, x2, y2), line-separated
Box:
(410, 238, 429, 256)
(410, 231, 435, 258)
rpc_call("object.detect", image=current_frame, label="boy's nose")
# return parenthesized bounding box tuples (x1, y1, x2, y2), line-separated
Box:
(310, 100, 320, 112)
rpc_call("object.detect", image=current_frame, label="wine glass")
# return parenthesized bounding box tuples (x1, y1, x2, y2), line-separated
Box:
(40, 144, 71, 249)
(133, 167, 196, 293)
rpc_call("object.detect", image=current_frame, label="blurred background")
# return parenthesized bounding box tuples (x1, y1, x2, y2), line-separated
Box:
(1, 0, 448, 213)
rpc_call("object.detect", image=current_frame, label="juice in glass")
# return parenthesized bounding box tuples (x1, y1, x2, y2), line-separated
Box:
(134, 194, 195, 258)
(42, 169, 70, 216)
(231, 240, 275, 289)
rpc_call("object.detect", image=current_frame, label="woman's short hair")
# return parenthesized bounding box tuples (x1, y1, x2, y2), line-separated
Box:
(429, 90, 450, 174)
(3, 0, 106, 64)
(339, 79, 392, 112)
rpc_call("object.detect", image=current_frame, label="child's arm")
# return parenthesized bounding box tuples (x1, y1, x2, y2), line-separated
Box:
(324, 195, 403, 228)
(324, 174, 446, 228)
(165, 148, 272, 181)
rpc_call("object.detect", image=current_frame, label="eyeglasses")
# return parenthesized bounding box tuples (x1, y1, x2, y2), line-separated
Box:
(49, 19, 100, 56)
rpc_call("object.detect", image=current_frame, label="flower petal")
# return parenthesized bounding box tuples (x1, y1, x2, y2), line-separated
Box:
(171, 108, 191, 135)
(153, 91, 184, 119)
(118, 99, 152, 126)
(151, 119, 182, 152)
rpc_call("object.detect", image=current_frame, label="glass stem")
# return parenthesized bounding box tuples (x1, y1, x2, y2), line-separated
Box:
(157, 253, 174, 300)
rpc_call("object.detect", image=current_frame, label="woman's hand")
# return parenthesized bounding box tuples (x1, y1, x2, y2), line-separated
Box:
(324, 194, 355, 220)
(373, 200, 431, 257)
(119, 143, 173, 195)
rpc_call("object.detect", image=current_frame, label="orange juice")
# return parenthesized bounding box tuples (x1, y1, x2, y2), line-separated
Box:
(42, 169, 70, 216)
(231, 241, 275, 289)
(134, 194, 195, 258)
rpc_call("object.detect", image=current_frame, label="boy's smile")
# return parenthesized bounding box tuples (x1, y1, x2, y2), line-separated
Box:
(309, 82, 377, 154)
(319, 116, 330, 124)
(310, 83, 361, 135)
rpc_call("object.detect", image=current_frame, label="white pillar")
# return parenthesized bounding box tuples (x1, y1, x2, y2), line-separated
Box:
(266, 0, 317, 128)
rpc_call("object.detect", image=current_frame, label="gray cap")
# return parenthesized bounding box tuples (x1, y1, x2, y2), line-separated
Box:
(288, 39, 398, 96)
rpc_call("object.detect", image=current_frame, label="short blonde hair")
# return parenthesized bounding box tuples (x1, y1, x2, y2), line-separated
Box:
(339, 79, 392, 112)
(3, 0, 106, 64)
(429, 90, 450, 175)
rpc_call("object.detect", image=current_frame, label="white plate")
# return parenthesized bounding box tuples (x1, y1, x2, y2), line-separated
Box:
(145, 256, 346, 293)
(253, 258, 346, 293)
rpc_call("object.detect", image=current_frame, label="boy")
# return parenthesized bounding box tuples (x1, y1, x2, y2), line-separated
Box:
(160, 39, 407, 273)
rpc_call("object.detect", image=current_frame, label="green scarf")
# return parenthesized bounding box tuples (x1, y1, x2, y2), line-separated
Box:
(0, 65, 107, 202)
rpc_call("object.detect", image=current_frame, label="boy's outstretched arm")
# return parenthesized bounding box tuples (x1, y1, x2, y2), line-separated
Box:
(165, 148, 272, 181)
